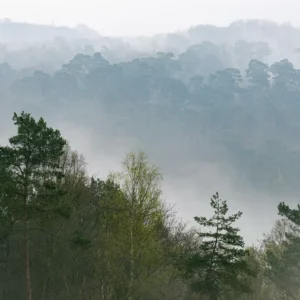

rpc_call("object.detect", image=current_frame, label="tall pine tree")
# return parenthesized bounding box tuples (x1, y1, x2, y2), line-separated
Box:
(186, 192, 253, 300)
(0, 111, 66, 300)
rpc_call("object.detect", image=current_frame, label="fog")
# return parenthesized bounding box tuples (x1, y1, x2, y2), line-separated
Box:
(2, 14, 300, 249)
(1, 98, 298, 246)
(2, 0, 300, 36)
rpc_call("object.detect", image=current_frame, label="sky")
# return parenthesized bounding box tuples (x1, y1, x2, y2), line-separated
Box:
(1, 0, 299, 36)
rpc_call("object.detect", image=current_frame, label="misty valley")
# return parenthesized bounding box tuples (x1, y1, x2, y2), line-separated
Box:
(2, 19, 300, 300)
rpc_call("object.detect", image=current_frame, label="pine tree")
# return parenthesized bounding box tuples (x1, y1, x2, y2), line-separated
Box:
(186, 192, 253, 300)
(0, 111, 66, 300)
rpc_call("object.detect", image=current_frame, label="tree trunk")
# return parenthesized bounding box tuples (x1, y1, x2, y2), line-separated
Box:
(128, 220, 134, 300)
(24, 196, 32, 300)
(3, 236, 10, 300)
(101, 281, 105, 300)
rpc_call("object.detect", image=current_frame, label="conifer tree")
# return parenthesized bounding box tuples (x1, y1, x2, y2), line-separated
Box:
(0, 112, 66, 300)
(186, 192, 253, 300)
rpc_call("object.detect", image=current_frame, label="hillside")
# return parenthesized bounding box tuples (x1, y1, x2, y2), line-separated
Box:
(2, 50, 300, 197)
(0, 18, 100, 42)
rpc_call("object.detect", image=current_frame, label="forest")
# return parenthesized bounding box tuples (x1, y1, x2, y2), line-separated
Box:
(2, 19, 300, 299)
(1, 111, 300, 300)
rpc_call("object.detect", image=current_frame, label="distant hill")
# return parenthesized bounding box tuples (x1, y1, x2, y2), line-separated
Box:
(0, 18, 100, 43)
(2, 18, 300, 45)
(2, 18, 300, 73)
(124, 19, 300, 65)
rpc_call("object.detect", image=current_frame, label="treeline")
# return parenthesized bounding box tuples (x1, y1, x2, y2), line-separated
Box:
(1, 112, 300, 300)
(2, 19, 300, 71)
(0, 38, 273, 74)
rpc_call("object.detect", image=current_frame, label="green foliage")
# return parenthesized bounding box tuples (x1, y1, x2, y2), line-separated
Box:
(278, 202, 300, 225)
(0, 112, 68, 300)
(186, 192, 254, 299)
(262, 203, 300, 299)
(0, 111, 68, 219)
(2, 111, 300, 299)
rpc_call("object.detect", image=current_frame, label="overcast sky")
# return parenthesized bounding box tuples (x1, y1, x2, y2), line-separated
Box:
(0, 0, 299, 36)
